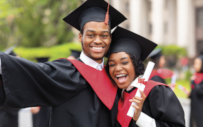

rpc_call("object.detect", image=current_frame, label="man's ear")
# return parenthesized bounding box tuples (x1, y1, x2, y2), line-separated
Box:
(79, 33, 82, 43)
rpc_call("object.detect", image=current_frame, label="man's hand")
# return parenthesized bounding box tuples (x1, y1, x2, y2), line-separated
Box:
(31, 107, 40, 114)
(129, 90, 146, 121)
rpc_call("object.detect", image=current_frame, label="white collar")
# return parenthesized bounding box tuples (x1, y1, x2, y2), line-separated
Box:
(79, 51, 104, 71)
(128, 76, 141, 89)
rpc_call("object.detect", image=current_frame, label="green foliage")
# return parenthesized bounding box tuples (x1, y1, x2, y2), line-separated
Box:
(157, 45, 187, 57)
(0, 0, 23, 22)
(0, 0, 23, 49)
(13, 42, 82, 62)
(154, 45, 187, 68)
(185, 70, 193, 80)
(174, 79, 190, 98)
(0, 0, 82, 48)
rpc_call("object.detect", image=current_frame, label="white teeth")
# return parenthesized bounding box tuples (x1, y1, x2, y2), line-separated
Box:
(92, 47, 103, 49)
(116, 74, 127, 78)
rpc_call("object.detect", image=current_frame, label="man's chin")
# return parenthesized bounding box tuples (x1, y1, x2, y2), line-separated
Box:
(90, 54, 104, 60)
(92, 56, 103, 60)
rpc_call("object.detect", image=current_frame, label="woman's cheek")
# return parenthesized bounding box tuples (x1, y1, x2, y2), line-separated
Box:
(109, 68, 114, 79)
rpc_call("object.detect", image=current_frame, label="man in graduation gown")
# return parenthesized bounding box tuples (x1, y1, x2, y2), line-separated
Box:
(0, 1, 126, 127)
(0, 47, 19, 127)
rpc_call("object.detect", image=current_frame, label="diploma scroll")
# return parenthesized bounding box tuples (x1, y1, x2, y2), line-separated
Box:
(178, 85, 190, 96)
(171, 74, 176, 84)
(127, 62, 155, 117)
(170, 74, 176, 91)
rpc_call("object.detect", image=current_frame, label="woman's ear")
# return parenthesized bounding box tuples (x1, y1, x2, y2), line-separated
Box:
(79, 33, 82, 43)
(108, 34, 112, 43)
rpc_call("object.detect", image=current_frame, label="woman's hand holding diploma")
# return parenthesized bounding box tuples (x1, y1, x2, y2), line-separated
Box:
(129, 90, 146, 121)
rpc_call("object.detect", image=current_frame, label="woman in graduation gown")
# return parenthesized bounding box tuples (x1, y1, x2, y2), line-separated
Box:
(0, 1, 126, 127)
(148, 49, 167, 84)
(189, 53, 203, 127)
(107, 27, 185, 127)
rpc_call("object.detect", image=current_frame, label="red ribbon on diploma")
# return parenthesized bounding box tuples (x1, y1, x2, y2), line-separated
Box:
(138, 78, 147, 85)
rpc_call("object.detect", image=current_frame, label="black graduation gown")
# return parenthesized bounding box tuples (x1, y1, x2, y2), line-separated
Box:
(115, 83, 185, 127)
(32, 107, 51, 127)
(190, 73, 203, 127)
(151, 75, 166, 84)
(0, 108, 19, 127)
(0, 52, 118, 127)
(0, 75, 19, 127)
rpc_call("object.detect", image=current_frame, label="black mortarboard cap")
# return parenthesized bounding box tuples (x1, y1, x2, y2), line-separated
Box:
(148, 48, 162, 60)
(4, 46, 17, 56)
(63, 0, 126, 31)
(108, 27, 157, 61)
(36, 57, 49, 63)
(70, 50, 81, 58)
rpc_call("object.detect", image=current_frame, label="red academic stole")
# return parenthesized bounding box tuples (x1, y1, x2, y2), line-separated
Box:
(67, 59, 117, 110)
(117, 80, 167, 127)
(149, 69, 174, 80)
(193, 73, 203, 85)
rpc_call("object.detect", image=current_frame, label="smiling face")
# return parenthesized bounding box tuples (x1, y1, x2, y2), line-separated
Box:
(79, 21, 111, 63)
(108, 52, 136, 89)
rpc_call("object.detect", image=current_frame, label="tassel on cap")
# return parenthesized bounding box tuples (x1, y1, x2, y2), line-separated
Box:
(104, 4, 110, 25)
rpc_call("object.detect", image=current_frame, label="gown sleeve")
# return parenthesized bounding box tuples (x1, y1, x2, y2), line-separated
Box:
(151, 76, 166, 84)
(148, 85, 185, 127)
(0, 75, 5, 106)
(0, 52, 87, 108)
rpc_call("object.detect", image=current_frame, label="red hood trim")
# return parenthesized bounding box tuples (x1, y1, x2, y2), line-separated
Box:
(67, 59, 117, 110)
(194, 73, 203, 85)
(149, 69, 174, 79)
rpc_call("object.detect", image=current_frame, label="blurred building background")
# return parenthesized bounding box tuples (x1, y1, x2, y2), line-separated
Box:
(105, 0, 203, 58)
(1, 0, 203, 59)
(1, 1, 203, 126)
